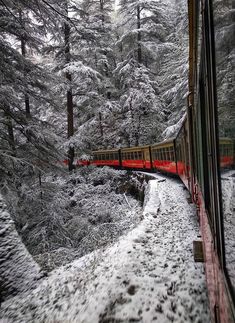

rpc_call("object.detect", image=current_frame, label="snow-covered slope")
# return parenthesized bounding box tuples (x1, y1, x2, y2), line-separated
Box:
(0, 175, 210, 323)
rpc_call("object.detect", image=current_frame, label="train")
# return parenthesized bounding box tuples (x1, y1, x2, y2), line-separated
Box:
(78, 137, 234, 179)
(75, 0, 235, 322)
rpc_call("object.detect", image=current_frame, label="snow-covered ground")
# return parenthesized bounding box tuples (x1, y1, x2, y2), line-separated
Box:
(0, 174, 210, 323)
(221, 170, 235, 291)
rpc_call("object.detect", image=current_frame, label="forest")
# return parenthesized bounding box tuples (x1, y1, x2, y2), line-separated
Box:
(0, 0, 189, 302)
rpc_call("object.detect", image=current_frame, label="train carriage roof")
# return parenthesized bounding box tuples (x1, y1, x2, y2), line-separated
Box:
(151, 138, 175, 148)
(121, 145, 150, 152)
(92, 148, 119, 154)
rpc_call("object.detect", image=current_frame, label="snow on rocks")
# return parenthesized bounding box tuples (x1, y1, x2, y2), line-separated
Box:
(0, 195, 42, 302)
(0, 175, 211, 323)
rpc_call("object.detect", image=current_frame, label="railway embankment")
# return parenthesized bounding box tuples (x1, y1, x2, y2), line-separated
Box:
(0, 174, 211, 323)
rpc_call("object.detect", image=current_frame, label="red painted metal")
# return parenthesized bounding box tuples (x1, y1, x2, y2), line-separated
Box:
(176, 161, 189, 189)
(220, 156, 234, 168)
(76, 160, 90, 166)
(196, 185, 233, 323)
(91, 160, 120, 167)
(121, 159, 151, 169)
(153, 160, 177, 174)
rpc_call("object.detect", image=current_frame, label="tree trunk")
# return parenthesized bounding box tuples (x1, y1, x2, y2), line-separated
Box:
(137, 5, 142, 65)
(64, 3, 74, 171)
(99, 112, 103, 139)
(100, 0, 104, 27)
(0, 195, 42, 302)
(4, 105, 16, 155)
(19, 10, 30, 118)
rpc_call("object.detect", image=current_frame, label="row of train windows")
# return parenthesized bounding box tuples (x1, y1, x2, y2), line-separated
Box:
(219, 144, 234, 156)
(122, 151, 143, 160)
(94, 153, 119, 160)
(152, 147, 175, 161)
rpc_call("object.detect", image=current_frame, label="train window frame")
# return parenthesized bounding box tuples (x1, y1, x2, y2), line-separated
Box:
(213, 0, 235, 302)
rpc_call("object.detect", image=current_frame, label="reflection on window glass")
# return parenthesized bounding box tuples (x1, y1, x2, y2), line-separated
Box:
(213, 0, 235, 292)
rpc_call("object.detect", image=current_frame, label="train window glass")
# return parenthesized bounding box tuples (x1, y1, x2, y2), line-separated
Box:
(155, 150, 158, 160)
(164, 148, 167, 160)
(163, 149, 166, 160)
(153, 150, 156, 159)
(168, 150, 171, 161)
(165, 148, 168, 160)
(156, 150, 159, 160)
(158, 149, 161, 160)
(214, 0, 235, 294)
(154, 150, 156, 160)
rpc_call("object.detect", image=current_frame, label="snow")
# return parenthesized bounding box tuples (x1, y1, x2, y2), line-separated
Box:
(0, 195, 42, 301)
(0, 175, 210, 322)
(221, 170, 235, 290)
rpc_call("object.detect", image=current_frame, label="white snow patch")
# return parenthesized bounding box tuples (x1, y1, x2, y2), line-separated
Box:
(0, 176, 211, 323)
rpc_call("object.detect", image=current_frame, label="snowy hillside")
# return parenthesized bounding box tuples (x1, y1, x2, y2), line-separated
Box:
(0, 175, 211, 323)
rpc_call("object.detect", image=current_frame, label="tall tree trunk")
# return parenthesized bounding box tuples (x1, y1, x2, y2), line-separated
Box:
(137, 5, 142, 65)
(100, 0, 104, 27)
(0, 195, 42, 301)
(4, 105, 16, 155)
(99, 112, 103, 139)
(64, 3, 74, 171)
(19, 10, 30, 118)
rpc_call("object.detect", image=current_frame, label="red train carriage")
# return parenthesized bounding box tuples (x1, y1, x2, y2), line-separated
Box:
(219, 138, 234, 168)
(175, 119, 191, 189)
(91, 149, 121, 167)
(151, 139, 177, 175)
(121, 146, 152, 169)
